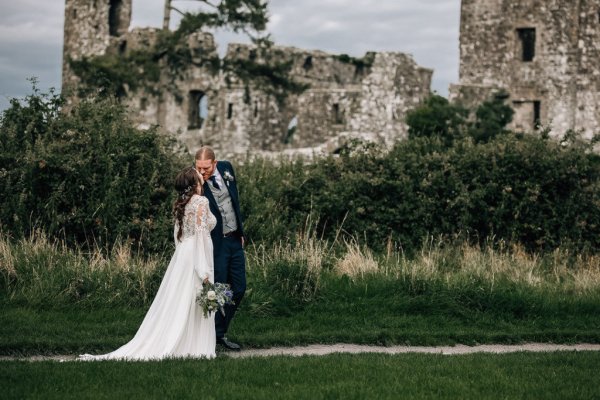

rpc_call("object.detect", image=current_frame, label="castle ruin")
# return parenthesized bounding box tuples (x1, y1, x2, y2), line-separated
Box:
(62, 0, 433, 156)
(450, 0, 600, 138)
(63, 1, 600, 151)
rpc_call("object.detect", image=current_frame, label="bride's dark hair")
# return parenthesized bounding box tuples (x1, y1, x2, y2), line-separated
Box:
(173, 166, 203, 241)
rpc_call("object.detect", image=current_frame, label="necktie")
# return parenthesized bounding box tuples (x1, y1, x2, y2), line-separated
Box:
(209, 175, 220, 190)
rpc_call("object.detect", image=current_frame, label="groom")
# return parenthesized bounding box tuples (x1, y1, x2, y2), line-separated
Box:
(195, 146, 246, 351)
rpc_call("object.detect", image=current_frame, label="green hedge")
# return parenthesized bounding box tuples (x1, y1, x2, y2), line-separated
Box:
(1, 86, 599, 254)
(0, 84, 185, 253)
(239, 135, 600, 253)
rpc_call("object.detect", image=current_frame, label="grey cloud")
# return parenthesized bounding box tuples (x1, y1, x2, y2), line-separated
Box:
(264, 0, 460, 93)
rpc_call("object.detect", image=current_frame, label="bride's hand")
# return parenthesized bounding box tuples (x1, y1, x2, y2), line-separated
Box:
(203, 277, 210, 285)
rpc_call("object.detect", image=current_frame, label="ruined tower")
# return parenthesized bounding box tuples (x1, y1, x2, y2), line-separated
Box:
(62, 0, 132, 92)
(450, 0, 600, 138)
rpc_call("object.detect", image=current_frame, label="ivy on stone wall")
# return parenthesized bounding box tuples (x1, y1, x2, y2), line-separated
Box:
(69, 1, 306, 103)
(334, 52, 376, 74)
(69, 50, 162, 98)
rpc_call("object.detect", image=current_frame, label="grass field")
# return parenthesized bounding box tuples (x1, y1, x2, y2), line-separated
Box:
(2, 352, 598, 399)
(2, 294, 600, 356)
(1, 240, 598, 399)
(2, 233, 600, 355)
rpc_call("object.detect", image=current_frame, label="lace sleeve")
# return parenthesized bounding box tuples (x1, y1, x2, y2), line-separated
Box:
(195, 197, 210, 232)
(192, 196, 214, 282)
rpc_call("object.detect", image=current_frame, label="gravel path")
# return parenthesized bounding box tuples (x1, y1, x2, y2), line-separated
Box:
(2, 343, 600, 362)
(226, 343, 600, 358)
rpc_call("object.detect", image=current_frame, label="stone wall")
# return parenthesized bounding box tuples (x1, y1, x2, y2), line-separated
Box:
(450, 0, 600, 139)
(62, 1, 433, 156)
(204, 45, 432, 155)
(62, 0, 132, 94)
(350, 52, 432, 145)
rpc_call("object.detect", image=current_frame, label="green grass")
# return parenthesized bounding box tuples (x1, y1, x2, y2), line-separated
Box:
(3, 279, 600, 355)
(2, 233, 600, 355)
(2, 352, 598, 399)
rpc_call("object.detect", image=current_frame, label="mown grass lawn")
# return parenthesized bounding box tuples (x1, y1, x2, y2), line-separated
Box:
(2, 352, 598, 400)
(2, 297, 599, 356)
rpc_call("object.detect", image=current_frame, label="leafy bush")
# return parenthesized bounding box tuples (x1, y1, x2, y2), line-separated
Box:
(0, 82, 186, 253)
(405, 94, 468, 145)
(238, 133, 600, 253)
(1, 83, 598, 256)
(237, 93, 598, 253)
(406, 92, 514, 145)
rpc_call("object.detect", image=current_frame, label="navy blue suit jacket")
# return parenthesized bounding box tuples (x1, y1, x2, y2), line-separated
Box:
(202, 160, 245, 253)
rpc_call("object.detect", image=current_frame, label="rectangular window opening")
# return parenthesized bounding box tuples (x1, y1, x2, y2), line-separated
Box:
(227, 103, 233, 120)
(109, 0, 124, 37)
(332, 103, 343, 124)
(533, 101, 541, 129)
(517, 28, 536, 62)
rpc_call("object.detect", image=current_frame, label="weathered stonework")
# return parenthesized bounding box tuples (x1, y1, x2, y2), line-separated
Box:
(62, 0, 132, 95)
(450, 0, 600, 138)
(62, 0, 432, 156)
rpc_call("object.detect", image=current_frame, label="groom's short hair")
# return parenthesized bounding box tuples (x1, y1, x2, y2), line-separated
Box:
(195, 146, 215, 161)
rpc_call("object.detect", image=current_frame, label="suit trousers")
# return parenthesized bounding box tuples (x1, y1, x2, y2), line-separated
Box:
(214, 235, 246, 339)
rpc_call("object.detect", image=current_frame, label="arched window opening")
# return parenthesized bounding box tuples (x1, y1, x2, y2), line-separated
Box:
(284, 116, 298, 144)
(303, 56, 313, 71)
(189, 91, 207, 129)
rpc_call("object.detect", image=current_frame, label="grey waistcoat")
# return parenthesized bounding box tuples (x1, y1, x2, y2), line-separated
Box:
(208, 180, 238, 235)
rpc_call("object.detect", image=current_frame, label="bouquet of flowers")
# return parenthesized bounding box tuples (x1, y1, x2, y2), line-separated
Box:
(196, 282, 235, 318)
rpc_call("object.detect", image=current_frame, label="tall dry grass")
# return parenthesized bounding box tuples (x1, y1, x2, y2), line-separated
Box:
(1, 230, 599, 308)
(0, 231, 164, 307)
(383, 237, 600, 295)
(246, 225, 328, 302)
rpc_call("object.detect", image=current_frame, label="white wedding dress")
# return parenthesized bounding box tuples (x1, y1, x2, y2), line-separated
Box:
(80, 195, 217, 361)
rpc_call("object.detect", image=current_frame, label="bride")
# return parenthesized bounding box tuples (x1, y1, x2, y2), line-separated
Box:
(80, 166, 217, 360)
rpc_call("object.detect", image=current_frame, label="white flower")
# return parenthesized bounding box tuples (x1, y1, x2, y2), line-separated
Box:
(223, 170, 234, 181)
(207, 290, 216, 300)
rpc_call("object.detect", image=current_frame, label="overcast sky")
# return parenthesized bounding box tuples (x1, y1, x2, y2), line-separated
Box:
(0, 0, 461, 112)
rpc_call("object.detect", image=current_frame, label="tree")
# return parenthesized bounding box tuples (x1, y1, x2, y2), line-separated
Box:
(72, 0, 306, 103)
(468, 91, 514, 143)
(164, 0, 269, 38)
(405, 95, 468, 145)
(163, 0, 172, 30)
(0, 82, 185, 252)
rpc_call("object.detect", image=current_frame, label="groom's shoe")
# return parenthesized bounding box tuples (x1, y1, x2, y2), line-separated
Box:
(217, 337, 241, 351)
